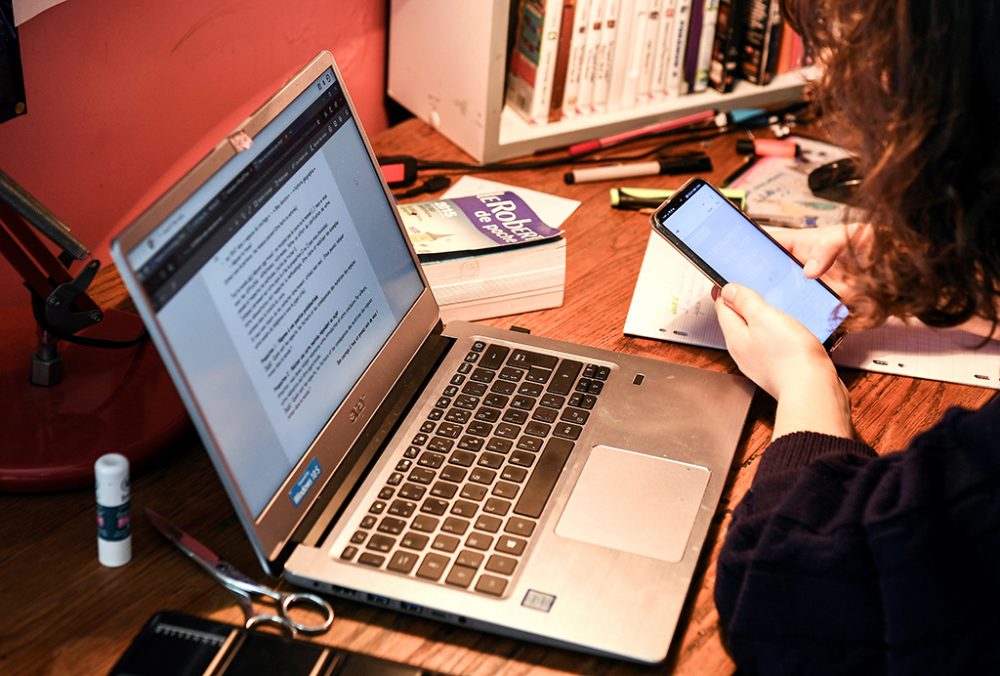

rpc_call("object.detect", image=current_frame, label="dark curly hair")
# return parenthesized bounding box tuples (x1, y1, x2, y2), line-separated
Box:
(783, 0, 1000, 331)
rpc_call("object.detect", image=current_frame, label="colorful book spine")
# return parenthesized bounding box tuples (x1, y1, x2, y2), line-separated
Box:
(739, 0, 781, 85)
(708, 0, 744, 92)
(548, 0, 579, 121)
(682, 0, 705, 94)
(691, 0, 720, 92)
(505, 0, 567, 125)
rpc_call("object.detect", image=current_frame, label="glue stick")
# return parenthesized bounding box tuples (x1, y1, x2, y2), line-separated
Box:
(95, 453, 132, 567)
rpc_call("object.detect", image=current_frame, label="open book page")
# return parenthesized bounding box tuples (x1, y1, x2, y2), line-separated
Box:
(625, 233, 1000, 389)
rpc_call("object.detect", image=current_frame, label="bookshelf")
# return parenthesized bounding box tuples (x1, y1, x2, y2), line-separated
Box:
(387, 0, 811, 164)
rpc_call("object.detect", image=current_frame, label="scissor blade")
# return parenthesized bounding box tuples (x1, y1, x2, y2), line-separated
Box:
(146, 507, 222, 567)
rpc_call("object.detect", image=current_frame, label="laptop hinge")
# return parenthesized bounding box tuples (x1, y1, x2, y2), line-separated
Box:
(274, 322, 451, 568)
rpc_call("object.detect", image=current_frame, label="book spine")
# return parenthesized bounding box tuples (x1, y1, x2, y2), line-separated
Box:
(739, 0, 775, 85)
(560, 0, 591, 117)
(691, 0, 720, 92)
(620, 0, 656, 109)
(548, 0, 579, 122)
(708, 0, 744, 93)
(635, 0, 662, 101)
(572, 0, 605, 114)
(761, 1, 784, 83)
(664, 0, 692, 97)
(591, 0, 622, 112)
(606, 0, 638, 113)
(649, 0, 677, 99)
(682, 0, 705, 94)
(505, 0, 566, 125)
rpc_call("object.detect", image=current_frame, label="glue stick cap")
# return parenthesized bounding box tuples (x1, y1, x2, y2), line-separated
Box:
(95, 453, 132, 567)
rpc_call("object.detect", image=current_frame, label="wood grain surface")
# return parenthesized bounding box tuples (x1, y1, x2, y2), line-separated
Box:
(1, 117, 993, 676)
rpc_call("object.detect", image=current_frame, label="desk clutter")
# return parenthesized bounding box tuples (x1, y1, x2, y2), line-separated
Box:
(110, 612, 441, 676)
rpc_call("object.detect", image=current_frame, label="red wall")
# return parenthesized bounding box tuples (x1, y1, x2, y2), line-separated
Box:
(0, 0, 388, 307)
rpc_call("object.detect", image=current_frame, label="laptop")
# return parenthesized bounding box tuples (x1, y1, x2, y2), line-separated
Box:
(111, 52, 753, 664)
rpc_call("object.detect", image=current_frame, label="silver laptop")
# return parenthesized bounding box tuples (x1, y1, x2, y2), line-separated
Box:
(111, 52, 753, 664)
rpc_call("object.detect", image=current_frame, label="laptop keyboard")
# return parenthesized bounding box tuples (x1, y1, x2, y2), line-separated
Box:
(337, 340, 609, 598)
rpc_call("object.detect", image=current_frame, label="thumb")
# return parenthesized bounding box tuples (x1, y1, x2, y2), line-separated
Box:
(720, 283, 767, 319)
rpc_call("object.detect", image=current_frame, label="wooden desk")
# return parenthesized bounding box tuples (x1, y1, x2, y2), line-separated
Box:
(2, 118, 993, 675)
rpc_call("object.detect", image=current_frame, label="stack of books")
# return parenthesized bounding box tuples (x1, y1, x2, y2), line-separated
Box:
(397, 180, 579, 323)
(505, 0, 807, 125)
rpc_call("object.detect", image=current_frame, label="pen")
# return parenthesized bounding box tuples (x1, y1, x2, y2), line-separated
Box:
(564, 154, 712, 184)
(567, 109, 718, 156)
(720, 155, 758, 187)
(610, 186, 748, 210)
(753, 214, 820, 228)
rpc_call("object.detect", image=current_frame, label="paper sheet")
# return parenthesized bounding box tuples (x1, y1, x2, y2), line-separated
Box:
(729, 136, 857, 228)
(625, 233, 1000, 389)
(12, 0, 67, 25)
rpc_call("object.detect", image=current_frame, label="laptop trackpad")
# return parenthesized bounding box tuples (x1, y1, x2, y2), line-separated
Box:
(555, 446, 711, 563)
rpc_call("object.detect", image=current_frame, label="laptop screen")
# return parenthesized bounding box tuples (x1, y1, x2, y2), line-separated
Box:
(124, 66, 423, 516)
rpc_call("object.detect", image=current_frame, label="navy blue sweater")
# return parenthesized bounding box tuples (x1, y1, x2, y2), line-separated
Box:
(715, 395, 1000, 675)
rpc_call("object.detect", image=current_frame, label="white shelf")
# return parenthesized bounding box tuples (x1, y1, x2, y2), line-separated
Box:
(387, 0, 809, 164)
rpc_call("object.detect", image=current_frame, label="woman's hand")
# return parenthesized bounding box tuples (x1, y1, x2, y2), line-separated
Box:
(769, 222, 872, 296)
(715, 283, 854, 440)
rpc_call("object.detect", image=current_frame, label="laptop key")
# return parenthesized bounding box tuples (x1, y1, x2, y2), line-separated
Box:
(504, 516, 536, 537)
(508, 349, 558, 370)
(430, 481, 458, 499)
(501, 466, 528, 483)
(475, 515, 502, 533)
(431, 534, 460, 553)
(358, 552, 385, 568)
(514, 437, 575, 519)
(398, 483, 426, 501)
(412, 515, 439, 532)
(553, 422, 583, 441)
(442, 516, 470, 535)
(451, 499, 479, 518)
(478, 344, 510, 370)
(367, 534, 395, 553)
(485, 554, 518, 575)
(475, 574, 508, 597)
(525, 366, 552, 384)
(449, 450, 477, 467)
(466, 532, 494, 550)
(460, 484, 487, 501)
(416, 553, 449, 581)
(388, 499, 415, 518)
(387, 551, 419, 574)
(377, 517, 406, 535)
(456, 550, 484, 569)
(461, 381, 487, 397)
(420, 498, 449, 515)
(341, 546, 358, 561)
(400, 532, 429, 550)
(445, 564, 476, 588)
(440, 466, 467, 483)
(548, 359, 583, 396)
(408, 467, 435, 484)
(516, 382, 543, 397)
(487, 437, 513, 453)
(492, 482, 519, 499)
(483, 498, 511, 516)
(490, 380, 516, 396)
(496, 535, 527, 556)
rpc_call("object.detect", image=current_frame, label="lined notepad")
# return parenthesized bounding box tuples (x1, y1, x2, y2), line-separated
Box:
(625, 233, 1000, 389)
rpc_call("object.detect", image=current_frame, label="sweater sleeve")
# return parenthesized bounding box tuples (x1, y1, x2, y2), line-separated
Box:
(714, 398, 1000, 675)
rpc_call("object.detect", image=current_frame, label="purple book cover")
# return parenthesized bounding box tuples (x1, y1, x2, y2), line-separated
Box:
(398, 190, 563, 257)
(684, 0, 706, 93)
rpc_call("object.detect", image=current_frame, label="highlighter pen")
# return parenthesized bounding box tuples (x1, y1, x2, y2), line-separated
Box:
(567, 109, 718, 156)
(564, 154, 712, 184)
(736, 138, 801, 157)
(610, 186, 748, 211)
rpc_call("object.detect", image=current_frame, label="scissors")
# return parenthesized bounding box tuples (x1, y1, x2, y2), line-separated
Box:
(146, 508, 334, 637)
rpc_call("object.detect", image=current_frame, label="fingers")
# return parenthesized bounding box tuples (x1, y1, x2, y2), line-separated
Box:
(720, 283, 767, 317)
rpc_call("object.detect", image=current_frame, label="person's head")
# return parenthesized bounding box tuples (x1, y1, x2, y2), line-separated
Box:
(783, 1, 1000, 330)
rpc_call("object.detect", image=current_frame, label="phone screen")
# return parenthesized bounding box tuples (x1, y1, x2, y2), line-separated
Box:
(651, 178, 848, 348)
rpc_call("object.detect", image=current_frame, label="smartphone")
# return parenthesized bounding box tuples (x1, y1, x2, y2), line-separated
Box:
(650, 177, 848, 350)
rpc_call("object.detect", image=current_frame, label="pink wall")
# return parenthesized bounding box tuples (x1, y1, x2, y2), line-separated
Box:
(0, 0, 388, 307)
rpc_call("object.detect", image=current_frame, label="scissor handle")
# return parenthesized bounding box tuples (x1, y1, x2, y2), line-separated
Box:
(278, 591, 335, 635)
